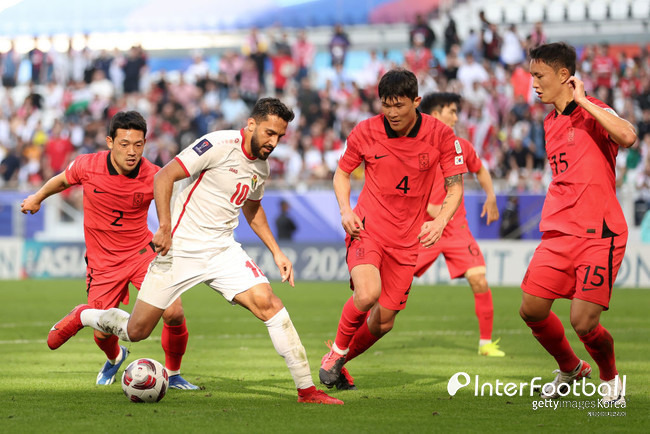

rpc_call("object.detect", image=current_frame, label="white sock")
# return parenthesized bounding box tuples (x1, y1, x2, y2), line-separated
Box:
(81, 308, 132, 342)
(479, 339, 492, 347)
(264, 307, 314, 390)
(332, 342, 349, 356)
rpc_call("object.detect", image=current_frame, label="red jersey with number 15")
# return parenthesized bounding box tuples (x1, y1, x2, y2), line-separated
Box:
(541, 96, 626, 238)
(338, 112, 467, 250)
(65, 151, 159, 270)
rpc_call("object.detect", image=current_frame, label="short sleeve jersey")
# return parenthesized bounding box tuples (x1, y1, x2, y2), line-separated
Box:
(65, 151, 158, 270)
(171, 129, 268, 255)
(540, 96, 627, 237)
(338, 112, 466, 250)
(427, 137, 482, 233)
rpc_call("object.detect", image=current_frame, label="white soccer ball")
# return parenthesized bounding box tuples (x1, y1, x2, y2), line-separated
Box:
(121, 358, 169, 403)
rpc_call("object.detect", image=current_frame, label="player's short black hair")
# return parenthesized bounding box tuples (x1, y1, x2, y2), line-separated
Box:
(529, 42, 576, 76)
(108, 111, 147, 140)
(420, 92, 461, 116)
(251, 97, 295, 123)
(378, 68, 419, 102)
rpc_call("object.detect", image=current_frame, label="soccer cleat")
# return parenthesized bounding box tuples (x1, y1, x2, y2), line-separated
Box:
(478, 338, 506, 357)
(334, 366, 357, 390)
(168, 374, 200, 390)
(297, 386, 344, 405)
(600, 376, 626, 406)
(96, 345, 129, 385)
(540, 360, 592, 399)
(47, 304, 90, 350)
(319, 341, 347, 388)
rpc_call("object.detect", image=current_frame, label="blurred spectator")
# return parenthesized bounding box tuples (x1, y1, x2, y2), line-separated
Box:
(242, 27, 269, 90)
(405, 33, 433, 76)
(457, 52, 488, 95)
(292, 30, 315, 82)
(123, 45, 147, 94)
(28, 37, 46, 84)
(482, 23, 502, 64)
(42, 120, 74, 179)
(220, 88, 249, 127)
(444, 15, 460, 54)
(528, 22, 547, 49)
(184, 50, 210, 85)
(1, 40, 21, 87)
(329, 24, 351, 67)
(409, 14, 436, 49)
(461, 29, 482, 61)
(500, 25, 524, 68)
(275, 199, 297, 241)
(500, 196, 521, 239)
(271, 45, 296, 96)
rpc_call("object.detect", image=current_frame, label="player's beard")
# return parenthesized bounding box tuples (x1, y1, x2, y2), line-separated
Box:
(250, 131, 272, 160)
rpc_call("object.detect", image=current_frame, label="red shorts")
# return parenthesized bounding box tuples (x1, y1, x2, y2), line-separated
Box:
(86, 245, 157, 310)
(346, 234, 417, 311)
(414, 225, 485, 279)
(522, 231, 627, 309)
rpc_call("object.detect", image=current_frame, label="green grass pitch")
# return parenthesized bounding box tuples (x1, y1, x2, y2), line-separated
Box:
(1, 279, 648, 433)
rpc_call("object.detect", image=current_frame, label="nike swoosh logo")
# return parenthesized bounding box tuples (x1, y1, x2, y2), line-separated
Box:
(93, 188, 108, 194)
(374, 155, 388, 159)
(399, 300, 406, 305)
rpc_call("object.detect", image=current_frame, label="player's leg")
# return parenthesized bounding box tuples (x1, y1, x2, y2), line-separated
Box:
(233, 283, 342, 405)
(571, 233, 627, 403)
(466, 270, 504, 357)
(85, 268, 131, 385)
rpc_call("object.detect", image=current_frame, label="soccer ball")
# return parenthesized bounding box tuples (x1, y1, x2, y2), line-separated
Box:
(121, 358, 169, 403)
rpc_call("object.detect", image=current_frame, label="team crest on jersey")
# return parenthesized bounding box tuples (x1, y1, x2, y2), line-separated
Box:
(455, 155, 464, 165)
(133, 192, 144, 207)
(251, 174, 258, 190)
(419, 153, 430, 171)
(193, 138, 213, 156)
(567, 127, 575, 145)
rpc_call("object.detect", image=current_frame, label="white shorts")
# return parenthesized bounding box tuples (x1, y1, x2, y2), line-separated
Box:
(138, 243, 270, 309)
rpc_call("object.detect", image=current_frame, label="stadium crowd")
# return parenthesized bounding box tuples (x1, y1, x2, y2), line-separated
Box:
(1, 19, 650, 215)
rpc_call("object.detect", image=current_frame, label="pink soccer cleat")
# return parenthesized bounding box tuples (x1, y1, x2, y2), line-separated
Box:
(47, 304, 90, 350)
(297, 386, 344, 405)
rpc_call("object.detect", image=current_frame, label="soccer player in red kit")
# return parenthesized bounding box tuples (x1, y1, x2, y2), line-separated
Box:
(319, 69, 467, 390)
(413, 92, 504, 357)
(21, 111, 198, 390)
(520, 43, 636, 404)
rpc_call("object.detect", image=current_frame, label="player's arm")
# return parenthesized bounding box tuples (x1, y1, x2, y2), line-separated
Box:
(333, 166, 364, 239)
(418, 174, 463, 247)
(569, 76, 637, 148)
(242, 200, 294, 287)
(475, 165, 499, 225)
(152, 159, 188, 256)
(426, 203, 442, 219)
(20, 171, 71, 215)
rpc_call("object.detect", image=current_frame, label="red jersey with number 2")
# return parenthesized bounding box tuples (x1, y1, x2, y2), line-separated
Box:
(65, 151, 158, 270)
(338, 112, 467, 250)
(541, 97, 626, 238)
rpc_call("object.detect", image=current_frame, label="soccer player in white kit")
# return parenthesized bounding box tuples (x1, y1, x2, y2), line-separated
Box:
(47, 98, 343, 405)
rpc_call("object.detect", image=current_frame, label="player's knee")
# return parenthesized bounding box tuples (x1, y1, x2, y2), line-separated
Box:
(126, 321, 153, 342)
(570, 318, 598, 337)
(162, 304, 185, 326)
(519, 305, 539, 322)
(468, 276, 489, 293)
(352, 290, 379, 311)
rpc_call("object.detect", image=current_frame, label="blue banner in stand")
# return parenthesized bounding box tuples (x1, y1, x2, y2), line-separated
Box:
(23, 241, 86, 279)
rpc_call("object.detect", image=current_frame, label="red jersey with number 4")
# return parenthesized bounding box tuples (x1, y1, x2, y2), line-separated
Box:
(65, 151, 159, 270)
(338, 112, 467, 250)
(541, 96, 626, 238)
(428, 137, 482, 233)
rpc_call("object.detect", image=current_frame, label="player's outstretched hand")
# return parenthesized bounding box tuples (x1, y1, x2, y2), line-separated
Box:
(341, 209, 364, 240)
(481, 196, 500, 226)
(21, 194, 41, 214)
(418, 219, 444, 248)
(152, 227, 172, 256)
(274, 251, 295, 287)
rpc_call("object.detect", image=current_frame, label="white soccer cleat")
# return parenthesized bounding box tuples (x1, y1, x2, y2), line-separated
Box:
(600, 376, 626, 406)
(540, 360, 592, 399)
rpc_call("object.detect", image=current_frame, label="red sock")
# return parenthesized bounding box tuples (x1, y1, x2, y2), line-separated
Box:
(526, 311, 580, 372)
(334, 296, 367, 351)
(94, 334, 120, 361)
(579, 324, 617, 381)
(161, 319, 189, 372)
(345, 316, 380, 363)
(474, 290, 494, 340)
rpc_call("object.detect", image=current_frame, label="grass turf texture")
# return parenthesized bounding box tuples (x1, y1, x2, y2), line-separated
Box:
(0, 279, 648, 433)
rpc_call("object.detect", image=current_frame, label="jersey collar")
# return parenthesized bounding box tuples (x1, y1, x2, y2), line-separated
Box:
(383, 111, 422, 138)
(106, 151, 142, 178)
(240, 128, 256, 160)
(554, 100, 579, 118)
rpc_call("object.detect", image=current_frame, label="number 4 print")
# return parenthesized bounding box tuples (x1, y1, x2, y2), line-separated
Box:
(245, 260, 265, 277)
